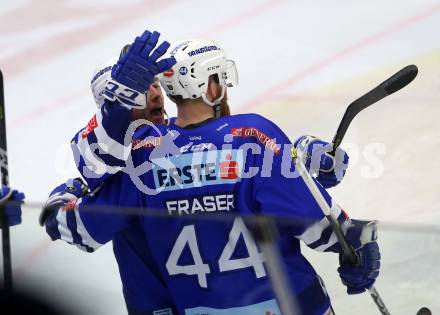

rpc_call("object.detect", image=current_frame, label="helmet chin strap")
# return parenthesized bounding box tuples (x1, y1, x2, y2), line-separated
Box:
(164, 109, 170, 126)
(201, 85, 226, 118)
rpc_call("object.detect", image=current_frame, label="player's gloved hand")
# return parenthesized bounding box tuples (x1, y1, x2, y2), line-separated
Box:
(39, 178, 89, 226)
(0, 186, 25, 228)
(338, 220, 380, 294)
(104, 30, 176, 109)
(293, 135, 349, 188)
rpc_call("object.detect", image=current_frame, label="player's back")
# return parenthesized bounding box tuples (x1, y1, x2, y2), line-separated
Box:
(131, 113, 332, 315)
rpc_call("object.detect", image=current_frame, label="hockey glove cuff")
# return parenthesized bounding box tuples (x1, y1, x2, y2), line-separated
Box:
(104, 78, 147, 109)
(39, 178, 89, 226)
(337, 219, 381, 295)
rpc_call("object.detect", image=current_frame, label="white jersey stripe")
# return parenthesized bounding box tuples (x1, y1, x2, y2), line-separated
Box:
(312, 219, 351, 252)
(56, 209, 73, 243)
(76, 136, 122, 177)
(93, 108, 132, 160)
(74, 199, 103, 250)
(298, 202, 342, 245)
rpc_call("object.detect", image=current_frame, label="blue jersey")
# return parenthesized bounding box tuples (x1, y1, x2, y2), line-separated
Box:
(52, 108, 349, 315)
(63, 103, 176, 315)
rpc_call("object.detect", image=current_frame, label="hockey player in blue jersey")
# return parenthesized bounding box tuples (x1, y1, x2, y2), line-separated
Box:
(70, 35, 346, 315)
(40, 33, 178, 315)
(42, 30, 380, 314)
(74, 40, 175, 193)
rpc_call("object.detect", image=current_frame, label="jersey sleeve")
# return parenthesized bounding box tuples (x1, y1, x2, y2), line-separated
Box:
(71, 101, 132, 191)
(45, 172, 139, 252)
(250, 116, 351, 252)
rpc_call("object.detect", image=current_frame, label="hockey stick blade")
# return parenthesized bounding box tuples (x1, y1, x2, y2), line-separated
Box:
(331, 65, 418, 151)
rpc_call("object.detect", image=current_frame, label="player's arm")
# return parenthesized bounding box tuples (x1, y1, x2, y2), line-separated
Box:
(40, 175, 137, 252)
(252, 117, 380, 294)
(71, 102, 132, 192)
(298, 202, 380, 294)
(257, 176, 380, 295)
(72, 30, 175, 190)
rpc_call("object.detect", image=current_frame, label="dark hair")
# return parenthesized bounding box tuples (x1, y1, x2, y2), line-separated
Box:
(210, 73, 219, 84)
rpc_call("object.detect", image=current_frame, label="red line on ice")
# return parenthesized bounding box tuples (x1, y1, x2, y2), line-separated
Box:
(14, 238, 52, 279)
(0, 0, 178, 79)
(237, 3, 440, 113)
(10, 0, 287, 266)
(198, 0, 287, 38)
(8, 0, 286, 131)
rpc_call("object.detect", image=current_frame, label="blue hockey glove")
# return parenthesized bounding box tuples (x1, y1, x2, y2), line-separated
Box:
(0, 186, 25, 228)
(337, 220, 380, 294)
(39, 178, 89, 226)
(104, 30, 176, 109)
(293, 135, 349, 188)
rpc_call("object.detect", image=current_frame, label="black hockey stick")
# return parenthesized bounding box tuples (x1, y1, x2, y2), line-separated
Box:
(330, 64, 418, 154)
(0, 69, 13, 292)
(326, 64, 431, 315)
(295, 65, 424, 315)
(295, 154, 392, 315)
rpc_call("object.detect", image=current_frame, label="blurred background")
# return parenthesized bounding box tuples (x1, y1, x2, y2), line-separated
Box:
(0, 0, 439, 314)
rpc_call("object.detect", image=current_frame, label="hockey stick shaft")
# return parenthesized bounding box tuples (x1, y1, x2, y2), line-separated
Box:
(294, 157, 391, 314)
(294, 66, 418, 314)
(331, 65, 418, 153)
(250, 217, 302, 315)
(0, 70, 13, 291)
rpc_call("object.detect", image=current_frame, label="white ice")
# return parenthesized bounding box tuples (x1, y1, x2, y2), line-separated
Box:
(0, 0, 439, 314)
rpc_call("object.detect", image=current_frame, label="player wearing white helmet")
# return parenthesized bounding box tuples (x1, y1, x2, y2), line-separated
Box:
(41, 32, 178, 315)
(158, 39, 236, 121)
(91, 45, 168, 125)
(158, 39, 349, 188)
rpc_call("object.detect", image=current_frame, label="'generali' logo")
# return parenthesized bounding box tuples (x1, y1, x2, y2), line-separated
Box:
(231, 127, 281, 155)
(132, 137, 162, 150)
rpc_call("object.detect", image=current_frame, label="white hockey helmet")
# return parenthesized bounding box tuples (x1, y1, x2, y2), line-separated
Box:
(90, 54, 170, 125)
(158, 39, 238, 107)
(90, 44, 131, 108)
(90, 59, 115, 108)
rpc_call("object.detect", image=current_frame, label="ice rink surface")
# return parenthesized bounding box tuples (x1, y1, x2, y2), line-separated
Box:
(1, 0, 440, 314)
